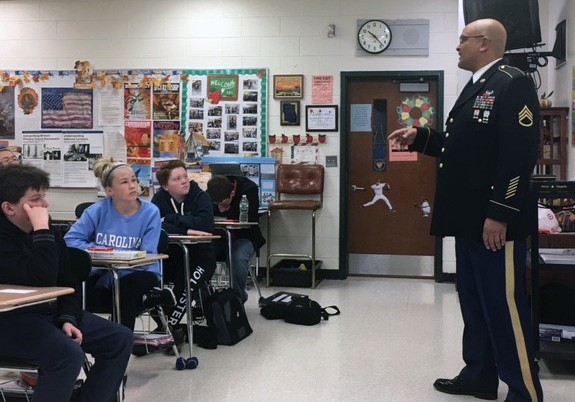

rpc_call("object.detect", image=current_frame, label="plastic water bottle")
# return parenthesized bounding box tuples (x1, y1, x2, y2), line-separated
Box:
(239, 195, 249, 223)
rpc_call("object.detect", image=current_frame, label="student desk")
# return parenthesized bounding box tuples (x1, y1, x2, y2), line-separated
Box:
(0, 285, 74, 312)
(0, 285, 75, 399)
(91, 254, 168, 324)
(213, 221, 258, 289)
(167, 235, 220, 359)
(91, 254, 167, 398)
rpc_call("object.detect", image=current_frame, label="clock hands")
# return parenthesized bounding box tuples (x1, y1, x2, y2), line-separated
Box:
(368, 30, 384, 47)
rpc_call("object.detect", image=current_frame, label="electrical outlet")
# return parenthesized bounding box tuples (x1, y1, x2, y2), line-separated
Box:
(326, 155, 337, 168)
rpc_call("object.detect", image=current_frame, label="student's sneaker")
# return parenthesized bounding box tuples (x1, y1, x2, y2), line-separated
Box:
(143, 287, 176, 310)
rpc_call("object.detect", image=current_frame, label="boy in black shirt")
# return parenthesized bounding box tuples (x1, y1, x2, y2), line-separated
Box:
(0, 164, 132, 402)
(207, 175, 265, 302)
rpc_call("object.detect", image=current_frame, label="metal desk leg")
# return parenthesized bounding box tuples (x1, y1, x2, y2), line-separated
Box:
(174, 241, 194, 359)
(111, 271, 121, 324)
(225, 228, 234, 290)
(110, 270, 123, 402)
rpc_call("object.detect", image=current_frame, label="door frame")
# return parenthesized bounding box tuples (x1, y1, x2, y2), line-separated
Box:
(339, 70, 452, 283)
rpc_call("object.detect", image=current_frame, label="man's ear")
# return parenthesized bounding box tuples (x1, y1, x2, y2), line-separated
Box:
(1, 201, 15, 216)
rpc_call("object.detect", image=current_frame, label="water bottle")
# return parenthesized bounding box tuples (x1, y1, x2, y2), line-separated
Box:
(239, 195, 249, 223)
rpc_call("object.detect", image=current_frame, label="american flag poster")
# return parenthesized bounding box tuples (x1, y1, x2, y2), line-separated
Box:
(42, 88, 93, 129)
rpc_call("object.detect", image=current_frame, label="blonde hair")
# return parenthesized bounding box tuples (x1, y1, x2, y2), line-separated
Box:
(93, 157, 130, 188)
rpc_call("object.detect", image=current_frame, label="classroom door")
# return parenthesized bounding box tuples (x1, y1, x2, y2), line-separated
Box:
(344, 73, 440, 277)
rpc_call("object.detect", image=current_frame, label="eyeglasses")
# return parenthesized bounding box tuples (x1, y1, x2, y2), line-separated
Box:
(458, 35, 486, 44)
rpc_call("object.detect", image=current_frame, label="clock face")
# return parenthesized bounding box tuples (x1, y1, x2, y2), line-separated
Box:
(358, 20, 392, 54)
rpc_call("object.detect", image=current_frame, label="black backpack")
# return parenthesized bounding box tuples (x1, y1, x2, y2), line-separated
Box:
(204, 288, 253, 345)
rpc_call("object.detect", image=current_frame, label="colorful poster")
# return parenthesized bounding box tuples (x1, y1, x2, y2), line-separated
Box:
(153, 121, 183, 158)
(207, 74, 239, 103)
(153, 83, 180, 120)
(0, 87, 15, 139)
(128, 157, 152, 197)
(124, 84, 151, 120)
(312, 75, 334, 104)
(125, 120, 152, 158)
(41, 88, 93, 129)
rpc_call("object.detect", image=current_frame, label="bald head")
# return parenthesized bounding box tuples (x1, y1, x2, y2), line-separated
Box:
(471, 18, 507, 55)
(457, 18, 508, 72)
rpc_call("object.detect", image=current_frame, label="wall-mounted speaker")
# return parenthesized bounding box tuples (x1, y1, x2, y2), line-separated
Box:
(463, 0, 541, 50)
(356, 19, 429, 57)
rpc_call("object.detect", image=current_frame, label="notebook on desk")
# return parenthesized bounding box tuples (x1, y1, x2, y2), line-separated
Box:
(87, 248, 147, 261)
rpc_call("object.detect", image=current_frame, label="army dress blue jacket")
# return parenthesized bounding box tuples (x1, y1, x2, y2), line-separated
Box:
(410, 61, 540, 241)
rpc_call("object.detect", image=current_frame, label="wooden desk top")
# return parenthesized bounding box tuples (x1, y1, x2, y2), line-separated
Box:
(51, 217, 77, 224)
(214, 221, 258, 228)
(168, 234, 221, 242)
(0, 285, 74, 312)
(91, 253, 168, 268)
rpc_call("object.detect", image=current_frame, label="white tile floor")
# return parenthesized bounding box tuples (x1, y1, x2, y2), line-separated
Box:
(126, 277, 575, 402)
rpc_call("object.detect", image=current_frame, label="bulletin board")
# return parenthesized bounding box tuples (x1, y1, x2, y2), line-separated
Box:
(0, 68, 268, 189)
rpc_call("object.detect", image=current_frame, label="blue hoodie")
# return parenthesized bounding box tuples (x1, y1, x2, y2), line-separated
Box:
(65, 197, 161, 287)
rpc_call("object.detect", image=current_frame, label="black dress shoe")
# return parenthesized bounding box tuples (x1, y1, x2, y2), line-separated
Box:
(433, 376, 497, 400)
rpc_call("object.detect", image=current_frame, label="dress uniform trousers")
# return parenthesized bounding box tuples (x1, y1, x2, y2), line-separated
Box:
(455, 237, 543, 402)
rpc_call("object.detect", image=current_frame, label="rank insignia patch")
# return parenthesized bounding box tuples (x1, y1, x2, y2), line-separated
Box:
(518, 105, 534, 127)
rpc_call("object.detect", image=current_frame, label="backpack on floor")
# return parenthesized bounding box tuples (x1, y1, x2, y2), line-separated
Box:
(205, 288, 253, 345)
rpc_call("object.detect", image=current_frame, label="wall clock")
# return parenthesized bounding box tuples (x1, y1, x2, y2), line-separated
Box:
(357, 19, 392, 54)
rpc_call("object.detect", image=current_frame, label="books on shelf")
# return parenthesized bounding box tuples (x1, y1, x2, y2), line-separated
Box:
(87, 247, 146, 261)
(539, 248, 575, 264)
(540, 323, 575, 343)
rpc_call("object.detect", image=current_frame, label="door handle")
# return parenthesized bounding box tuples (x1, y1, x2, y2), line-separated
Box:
(351, 185, 365, 191)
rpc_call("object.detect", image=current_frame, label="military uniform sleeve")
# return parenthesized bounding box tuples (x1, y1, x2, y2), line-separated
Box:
(410, 127, 444, 157)
(486, 74, 540, 224)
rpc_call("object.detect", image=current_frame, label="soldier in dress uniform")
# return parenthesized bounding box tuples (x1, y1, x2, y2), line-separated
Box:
(389, 18, 543, 402)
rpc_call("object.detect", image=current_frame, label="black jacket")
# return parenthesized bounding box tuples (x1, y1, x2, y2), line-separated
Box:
(0, 214, 84, 327)
(151, 180, 216, 274)
(151, 180, 214, 235)
(213, 176, 266, 250)
(410, 62, 539, 240)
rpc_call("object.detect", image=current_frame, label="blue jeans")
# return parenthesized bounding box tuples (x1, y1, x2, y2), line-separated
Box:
(0, 310, 133, 402)
(216, 238, 255, 302)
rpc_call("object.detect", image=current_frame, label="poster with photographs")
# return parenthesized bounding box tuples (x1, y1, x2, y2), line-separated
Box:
(182, 69, 268, 157)
(2, 68, 268, 189)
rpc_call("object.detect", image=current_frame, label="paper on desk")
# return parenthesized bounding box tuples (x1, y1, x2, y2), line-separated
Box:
(0, 289, 36, 294)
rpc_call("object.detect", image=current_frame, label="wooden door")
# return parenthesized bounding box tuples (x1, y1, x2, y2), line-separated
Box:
(343, 73, 441, 277)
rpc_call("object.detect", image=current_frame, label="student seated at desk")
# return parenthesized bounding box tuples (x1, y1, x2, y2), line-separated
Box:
(151, 160, 216, 330)
(207, 174, 265, 303)
(0, 164, 132, 402)
(65, 157, 175, 331)
(0, 144, 20, 166)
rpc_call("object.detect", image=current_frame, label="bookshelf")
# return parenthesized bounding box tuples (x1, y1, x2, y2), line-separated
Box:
(536, 107, 569, 180)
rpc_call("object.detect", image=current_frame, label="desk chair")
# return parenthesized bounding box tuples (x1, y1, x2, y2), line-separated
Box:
(0, 248, 92, 402)
(213, 244, 264, 302)
(131, 230, 186, 360)
(266, 164, 324, 288)
(74, 202, 95, 219)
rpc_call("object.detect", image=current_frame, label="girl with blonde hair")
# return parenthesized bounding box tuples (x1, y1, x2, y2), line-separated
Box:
(65, 157, 175, 330)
